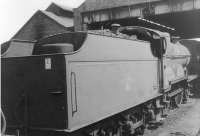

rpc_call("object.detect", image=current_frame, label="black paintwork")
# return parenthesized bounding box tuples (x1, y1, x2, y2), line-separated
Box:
(1, 54, 68, 133)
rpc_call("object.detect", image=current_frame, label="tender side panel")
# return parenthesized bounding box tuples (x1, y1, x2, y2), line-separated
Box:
(65, 34, 159, 131)
(68, 60, 158, 130)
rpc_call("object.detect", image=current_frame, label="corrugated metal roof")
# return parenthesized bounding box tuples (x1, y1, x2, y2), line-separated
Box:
(78, 0, 161, 12)
(41, 11, 73, 27)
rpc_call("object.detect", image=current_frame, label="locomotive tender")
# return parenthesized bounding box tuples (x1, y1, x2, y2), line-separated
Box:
(1, 26, 193, 136)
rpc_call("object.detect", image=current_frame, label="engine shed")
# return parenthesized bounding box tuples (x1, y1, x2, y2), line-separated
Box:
(74, 0, 200, 39)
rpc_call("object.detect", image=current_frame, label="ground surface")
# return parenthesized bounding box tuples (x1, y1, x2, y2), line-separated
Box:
(143, 91, 200, 136)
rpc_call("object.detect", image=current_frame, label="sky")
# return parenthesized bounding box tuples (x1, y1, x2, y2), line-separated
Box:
(0, 0, 85, 44)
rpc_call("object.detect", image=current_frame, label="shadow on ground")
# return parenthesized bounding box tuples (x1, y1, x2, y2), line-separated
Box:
(190, 78, 200, 99)
(196, 128, 200, 136)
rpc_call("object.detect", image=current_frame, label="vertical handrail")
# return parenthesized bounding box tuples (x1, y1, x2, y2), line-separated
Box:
(159, 37, 165, 93)
(70, 72, 78, 116)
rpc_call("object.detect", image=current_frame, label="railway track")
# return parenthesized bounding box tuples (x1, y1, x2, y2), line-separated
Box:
(143, 97, 200, 136)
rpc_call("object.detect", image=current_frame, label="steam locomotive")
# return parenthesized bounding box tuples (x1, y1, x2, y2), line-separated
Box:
(1, 26, 195, 136)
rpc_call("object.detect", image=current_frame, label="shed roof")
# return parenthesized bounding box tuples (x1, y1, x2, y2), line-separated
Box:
(12, 10, 73, 41)
(9, 3, 74, 42)
(41, 10, 73, 27)
(77, 0, 161, 12)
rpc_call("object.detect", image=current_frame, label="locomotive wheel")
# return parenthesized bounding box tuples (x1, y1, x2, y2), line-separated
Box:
(175, 92, 183, 106)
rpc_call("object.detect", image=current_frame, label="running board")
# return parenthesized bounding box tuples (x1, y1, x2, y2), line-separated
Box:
(170, 77, 187, 85)
(168, 88, 183, 98)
